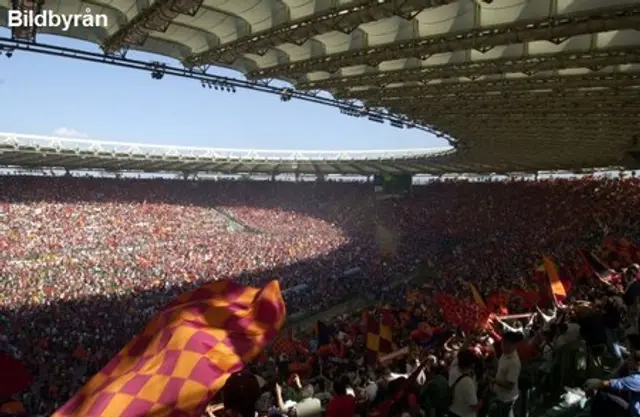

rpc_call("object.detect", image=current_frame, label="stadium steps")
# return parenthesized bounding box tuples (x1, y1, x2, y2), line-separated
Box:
(211, 207, 263, 234)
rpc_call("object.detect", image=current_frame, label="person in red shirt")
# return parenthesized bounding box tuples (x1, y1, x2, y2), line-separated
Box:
(326, 377, 356, 417)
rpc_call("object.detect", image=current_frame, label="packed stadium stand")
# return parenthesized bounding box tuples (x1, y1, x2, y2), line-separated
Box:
(1, 0, 640, 417)
(2, 174, 640, 417)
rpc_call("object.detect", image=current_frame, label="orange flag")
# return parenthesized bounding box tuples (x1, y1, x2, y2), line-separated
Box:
(543, 255, 566, 304)
(53, 280, 286, 417)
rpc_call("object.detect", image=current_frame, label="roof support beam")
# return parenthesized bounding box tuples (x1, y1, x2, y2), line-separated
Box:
(299, 47, 640, 90)
(376, 88, 639, 107)
(360, 161, 403, 174)
(101, 0, 204, 54)
(347, 163, 372, 176)
(248, 5, 640, 78)
(350, 71, 640, 100)
(397, 104, 640, 117)
(400, 161, 447, 174)
(426, 115, 638, 123)
(184, 0, 452, 67)
(348, 162, 382, 175)
(311, 161, 325, 178)
(327, 163, 352, 174)
(377, 161, 420, 174)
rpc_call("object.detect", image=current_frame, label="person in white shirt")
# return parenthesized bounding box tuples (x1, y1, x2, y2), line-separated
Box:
(364, 379, 379, 402)
(449, 349, 482, 417)
(491, 332, 522, 417)
(292, 385, 322, 417)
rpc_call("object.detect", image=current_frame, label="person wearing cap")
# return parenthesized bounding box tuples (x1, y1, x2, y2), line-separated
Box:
(490, 332, 521, 417)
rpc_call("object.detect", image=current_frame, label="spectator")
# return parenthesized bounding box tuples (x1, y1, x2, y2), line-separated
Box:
(586, 346, 640, 417)
(449, 350, 481, 417)
(491, 332, 522, 417)
(555, 322, 582, 349)
(221, 372, 261, 417)
(326, 377, 356, 417)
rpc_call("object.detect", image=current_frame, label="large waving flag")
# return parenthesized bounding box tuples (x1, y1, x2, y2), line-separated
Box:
(53, 280, 286, 417)
(543, 255, 566, 305)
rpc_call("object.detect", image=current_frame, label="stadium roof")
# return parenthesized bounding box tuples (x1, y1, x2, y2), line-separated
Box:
(0, 132, 458, 175)
(1, 0, 639, 174)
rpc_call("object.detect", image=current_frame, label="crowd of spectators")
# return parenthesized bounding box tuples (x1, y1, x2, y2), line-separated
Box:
(1, 173, 640, 416)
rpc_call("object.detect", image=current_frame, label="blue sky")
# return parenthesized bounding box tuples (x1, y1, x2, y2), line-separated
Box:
(0, 28, 448, 151)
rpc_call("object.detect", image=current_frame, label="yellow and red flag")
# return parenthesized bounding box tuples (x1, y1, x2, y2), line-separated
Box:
(366, 310, 394, 363)
(543, 255, 566, 305)
(53, 280, 286, 417)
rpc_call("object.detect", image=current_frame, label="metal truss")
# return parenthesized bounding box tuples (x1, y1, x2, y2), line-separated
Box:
(426, 116, 637, 126)
(101, 0, 204, 54)
(429, 113, 638, 122)
(392, 101, 640, 115)
(298, 48, 640, 91)
(10, 0, 44, 42)
(0, 38, 449, 141)
(184, 0, 455, 67)
(430, 118, 636, 135)
(248, 5, 640, 79)
(371, 89, 640, 106)
(347, 72, 640, 100)
(407, 110, 640, 122)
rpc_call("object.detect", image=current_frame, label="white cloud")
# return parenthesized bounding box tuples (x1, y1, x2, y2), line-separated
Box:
(53, 127, 89, 138)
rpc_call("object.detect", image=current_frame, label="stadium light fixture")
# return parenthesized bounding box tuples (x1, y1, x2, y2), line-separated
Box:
(148, 61, 166, 80)
(0, 46, 14, 58)
(200, 79, 236, 92)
